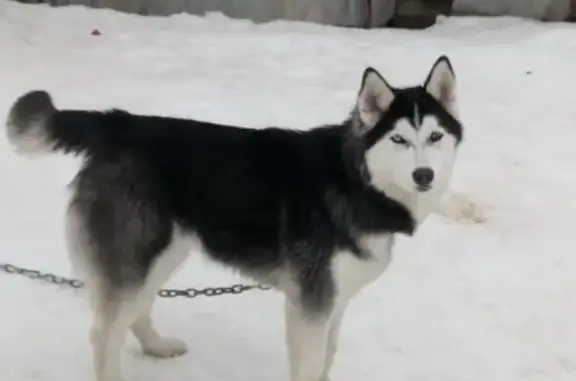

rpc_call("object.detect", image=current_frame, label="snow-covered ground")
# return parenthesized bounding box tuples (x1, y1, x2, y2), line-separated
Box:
(1, 1, 576, 381)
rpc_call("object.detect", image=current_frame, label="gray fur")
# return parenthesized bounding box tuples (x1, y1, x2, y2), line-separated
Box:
(6, 90, 56, 155)
(69, 154, 173, 291)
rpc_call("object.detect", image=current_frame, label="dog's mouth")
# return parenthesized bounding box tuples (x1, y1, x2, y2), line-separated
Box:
(416, 184, 432, 192)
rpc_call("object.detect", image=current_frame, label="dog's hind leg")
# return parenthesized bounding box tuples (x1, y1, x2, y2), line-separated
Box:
(66, 204, 135, 381)
(89, 289, 142, 381)
(77, 230, 191, 381)
(130, 232, 191, 358)
(65, 160, 192, 381)
(132, 310, 188, 358)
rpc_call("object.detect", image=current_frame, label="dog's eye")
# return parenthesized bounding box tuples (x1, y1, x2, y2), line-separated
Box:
(390, 135, 408, 145)
(428, 131, 444, 143)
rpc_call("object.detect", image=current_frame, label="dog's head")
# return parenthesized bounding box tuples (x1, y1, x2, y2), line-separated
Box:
(352, 56, 463, 199)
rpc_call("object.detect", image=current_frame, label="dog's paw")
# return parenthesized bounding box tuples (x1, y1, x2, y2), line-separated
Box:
(142, 337, 188, 358)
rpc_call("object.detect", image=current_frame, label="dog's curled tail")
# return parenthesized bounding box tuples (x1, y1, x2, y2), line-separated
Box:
(6, 90, 58, 157)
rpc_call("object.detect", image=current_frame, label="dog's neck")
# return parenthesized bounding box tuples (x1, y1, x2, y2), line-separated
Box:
(381, 181, 447, 227)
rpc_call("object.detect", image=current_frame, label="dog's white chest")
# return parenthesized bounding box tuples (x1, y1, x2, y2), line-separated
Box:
(331, 234, 394, 300)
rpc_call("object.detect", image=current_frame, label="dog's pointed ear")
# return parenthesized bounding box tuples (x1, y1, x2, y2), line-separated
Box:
(356, 67, 395, 129)
(424, 55, 458, 117)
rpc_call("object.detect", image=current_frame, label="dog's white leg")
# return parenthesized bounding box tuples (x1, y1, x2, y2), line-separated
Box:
(84, 232, 191, 381)
(90, 291, 142, 381)
(66, 208, 136, 381)
(285, 297, 300, 381)
(320, 304, 348, 381)
(285, 298, 331, 381)
(132, 306, 187, 358)
(131, 233, 191, 358)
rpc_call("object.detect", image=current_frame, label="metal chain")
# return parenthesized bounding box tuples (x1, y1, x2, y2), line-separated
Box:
(0, 262, 270, 298)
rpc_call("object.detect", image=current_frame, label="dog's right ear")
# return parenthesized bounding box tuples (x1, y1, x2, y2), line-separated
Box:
(356, 67, 395, 130)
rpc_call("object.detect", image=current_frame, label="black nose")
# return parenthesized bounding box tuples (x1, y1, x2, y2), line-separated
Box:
(412, 167, 434, 187)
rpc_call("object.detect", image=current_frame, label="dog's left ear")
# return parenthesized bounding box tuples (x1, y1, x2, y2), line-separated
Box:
(424, 56, 458, 117)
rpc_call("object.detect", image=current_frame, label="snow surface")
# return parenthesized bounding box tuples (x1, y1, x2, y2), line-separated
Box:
(1, 1, 576, 381)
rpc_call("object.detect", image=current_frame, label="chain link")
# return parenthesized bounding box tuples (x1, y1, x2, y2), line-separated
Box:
(0, 262, 270, 298)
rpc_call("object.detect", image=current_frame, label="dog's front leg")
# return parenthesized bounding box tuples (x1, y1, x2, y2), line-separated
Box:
(285, 297, 331, 381)
(320, 303, 348, 381)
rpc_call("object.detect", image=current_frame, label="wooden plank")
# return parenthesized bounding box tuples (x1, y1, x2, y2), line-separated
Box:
(371, 0, 397, 27)
(143, 0, 186, 16)
(91, 0, 142, 14)
(284, 0, 369, 27)
(568, 0, 576, 20)
(20, 0, 377, 27)
(391, 0, 449, 29)
(452, 0, 570, 21)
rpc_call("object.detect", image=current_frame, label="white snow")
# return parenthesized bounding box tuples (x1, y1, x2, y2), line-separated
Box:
(1, 1, 576, 381)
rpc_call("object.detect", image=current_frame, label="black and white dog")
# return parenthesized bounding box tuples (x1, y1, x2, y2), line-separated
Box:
(5, 56, 463, 381)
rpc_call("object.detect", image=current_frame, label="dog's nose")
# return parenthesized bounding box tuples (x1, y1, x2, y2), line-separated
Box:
(412, 167, 434, 187)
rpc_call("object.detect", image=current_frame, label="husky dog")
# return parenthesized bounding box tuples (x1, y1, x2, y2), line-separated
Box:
(5, 56, 462, 381)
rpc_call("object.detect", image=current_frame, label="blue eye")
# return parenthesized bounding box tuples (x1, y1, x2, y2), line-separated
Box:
(428, 131, 444, 143)
(390, 135, 408, 145)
